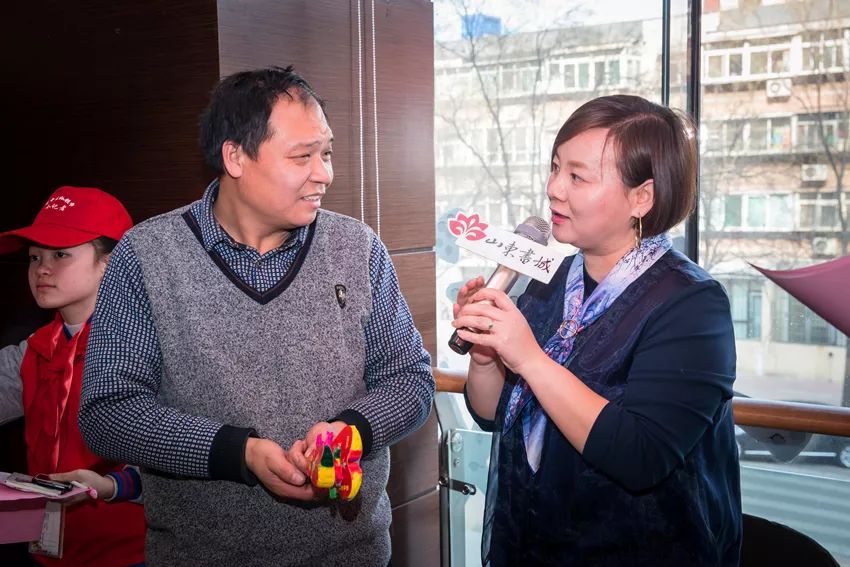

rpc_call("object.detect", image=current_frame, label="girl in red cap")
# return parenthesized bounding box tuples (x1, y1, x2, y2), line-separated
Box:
(0, 186, 146, 566)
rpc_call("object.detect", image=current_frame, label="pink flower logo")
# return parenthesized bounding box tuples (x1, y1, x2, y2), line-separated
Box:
(448, 212, 489, 241)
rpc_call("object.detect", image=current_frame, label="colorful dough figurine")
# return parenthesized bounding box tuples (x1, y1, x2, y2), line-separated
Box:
(309, 425, 363, 501)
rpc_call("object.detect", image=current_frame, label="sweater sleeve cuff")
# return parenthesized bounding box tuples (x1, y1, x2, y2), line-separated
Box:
(210, 425, 259, 486)
(331, 409, 374, 458)
(105, 466, 142, 501)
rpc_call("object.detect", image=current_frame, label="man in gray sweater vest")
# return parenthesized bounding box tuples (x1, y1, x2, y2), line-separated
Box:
(79, 66, 435, 566)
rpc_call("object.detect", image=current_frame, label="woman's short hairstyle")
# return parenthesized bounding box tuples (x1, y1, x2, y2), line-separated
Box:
(199, 65, 325, 176)
(552, 95, 697, 236)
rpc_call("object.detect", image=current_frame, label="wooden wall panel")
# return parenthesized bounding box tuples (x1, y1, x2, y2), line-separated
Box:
(390, 489, 441, 567)
(364, 0, 436, 252)
(387, 409, 439, 506)
(0, 0, 220, 339)
(217, 0, 362, 221)
(393, 251, 437, 357)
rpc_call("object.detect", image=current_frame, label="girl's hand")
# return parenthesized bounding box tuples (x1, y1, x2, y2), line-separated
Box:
(49, 469, 114, 500)
(452, 277, 499, 366)
(452, 287, 545, 375)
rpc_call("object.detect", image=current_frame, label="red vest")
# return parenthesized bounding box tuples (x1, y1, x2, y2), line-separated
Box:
(21, 314, 146, 567)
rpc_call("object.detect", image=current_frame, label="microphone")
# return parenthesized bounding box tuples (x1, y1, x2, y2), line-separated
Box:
(448, 216, 551, 355)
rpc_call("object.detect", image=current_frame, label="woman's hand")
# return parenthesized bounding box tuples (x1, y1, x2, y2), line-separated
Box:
(452, 277, 499, 366)
(452, 287, 545, 375)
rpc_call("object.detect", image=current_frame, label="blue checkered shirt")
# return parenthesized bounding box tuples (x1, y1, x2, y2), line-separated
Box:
(80, 181, 433, 481)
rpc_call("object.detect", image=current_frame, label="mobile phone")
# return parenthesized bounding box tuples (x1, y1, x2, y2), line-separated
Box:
(32, 477, 74, 493)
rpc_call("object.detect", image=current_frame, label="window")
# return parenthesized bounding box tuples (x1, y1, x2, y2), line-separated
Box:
(768, 194, 793, 228)
(434, 4, 850, 565)
(746, 195, 766, 228)
(578, 62, 590, 88)
(725, 120, 746, 152)
(729, 52, 743, 76)
(802, 29, 847, 71)
(564, 64, 576, 88)
(750, 51, 768, 74)
(770, 48, 789, 73)
(798, 193, 841, 230)
(724, 194, 742, 227)
(769, 117, 791, 151)
(708, 54, 723, 78)
(719, 193, 797, 230)
(797, 113, 849, 152)
(595, 61, 605, 87)
(749, 120, 767, 151)
(608, 60, 620, 85)
(773, 291, 844, 346)
(724, 279, 763, 340)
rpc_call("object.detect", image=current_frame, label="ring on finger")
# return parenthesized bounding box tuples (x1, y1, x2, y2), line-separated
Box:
(487, 321, 494, 330)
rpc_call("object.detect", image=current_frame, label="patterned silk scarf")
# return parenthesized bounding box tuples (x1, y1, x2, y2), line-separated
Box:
(503, 233, 673, 472)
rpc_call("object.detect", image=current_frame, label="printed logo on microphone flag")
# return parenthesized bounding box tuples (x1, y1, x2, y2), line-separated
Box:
(448, 211, 566, 284)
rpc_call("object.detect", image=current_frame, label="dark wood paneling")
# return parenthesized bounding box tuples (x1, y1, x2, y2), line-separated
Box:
(392, 251, 437, 357)
(0, 0, 220, 335)
(365, 0, 435, 252)
(390, 489, 441, 567)
(217, 0, 361, 221)
(388, 408, 439, 506)
(390, 248, 438, 566)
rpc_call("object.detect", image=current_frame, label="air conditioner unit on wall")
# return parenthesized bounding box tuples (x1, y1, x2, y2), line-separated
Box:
(766, 78, 792, 99)
(812, 237, 837, 257)
(801, 164, 828, 183)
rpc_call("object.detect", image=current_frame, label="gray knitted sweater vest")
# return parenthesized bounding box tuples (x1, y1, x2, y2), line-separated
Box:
(129, 207, 391, 566)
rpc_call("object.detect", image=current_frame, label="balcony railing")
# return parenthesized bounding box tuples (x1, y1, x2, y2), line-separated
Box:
(434, 367, 850, 436)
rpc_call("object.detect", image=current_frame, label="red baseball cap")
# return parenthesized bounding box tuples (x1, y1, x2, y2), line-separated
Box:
(0, 186, 133, 254)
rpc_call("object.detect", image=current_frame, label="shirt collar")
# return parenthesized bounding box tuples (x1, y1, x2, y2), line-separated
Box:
(190, 179, 309, 254)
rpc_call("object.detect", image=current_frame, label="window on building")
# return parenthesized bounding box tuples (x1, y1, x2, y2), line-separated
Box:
(769, 117, 791, 151)
(608, 60, 620, 85)
(768, 194, 793, 228)
(750, 51, 768, 74)
(578, 62, 590, 88)
(564, 63, 576, 88)
(708, 54, 723, 77)
(594, 61, 605, 86)
(773, 291, 844, 346)
(724, 194, 742, 227)
(724, 279, 763, 340)
(749, 120, 767, 151)
(770, 48, 789, 73)
(725, 120, 746, 152)
(729, 52, 743, 76)
(798, 192, 841, 229)
(746, 195, 766, 228)
(797, 113, 849, 152)
(802, 29, 847, 71)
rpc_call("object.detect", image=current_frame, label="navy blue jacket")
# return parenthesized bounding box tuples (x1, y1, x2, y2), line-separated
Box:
(466, 249, 742, 566)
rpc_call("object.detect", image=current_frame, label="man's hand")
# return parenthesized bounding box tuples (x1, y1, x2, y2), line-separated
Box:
(287, 421, 348, 478)
(245, 438, 314, 500)
(49, 469, 113, 504)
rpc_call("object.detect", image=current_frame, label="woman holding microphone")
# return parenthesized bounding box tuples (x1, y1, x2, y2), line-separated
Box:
(453, 95, 741, 566)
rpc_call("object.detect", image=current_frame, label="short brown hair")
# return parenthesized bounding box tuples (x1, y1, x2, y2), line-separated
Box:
(552, 95, 696, 236)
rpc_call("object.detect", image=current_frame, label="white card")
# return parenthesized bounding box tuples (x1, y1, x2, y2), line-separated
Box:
(29, 500, 64, 558)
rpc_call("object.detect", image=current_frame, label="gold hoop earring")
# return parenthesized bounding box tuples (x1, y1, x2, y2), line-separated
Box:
(634, 216, 643, 249)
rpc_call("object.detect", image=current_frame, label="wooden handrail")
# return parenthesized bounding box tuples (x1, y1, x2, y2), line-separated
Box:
(434, 368, 850, 438)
